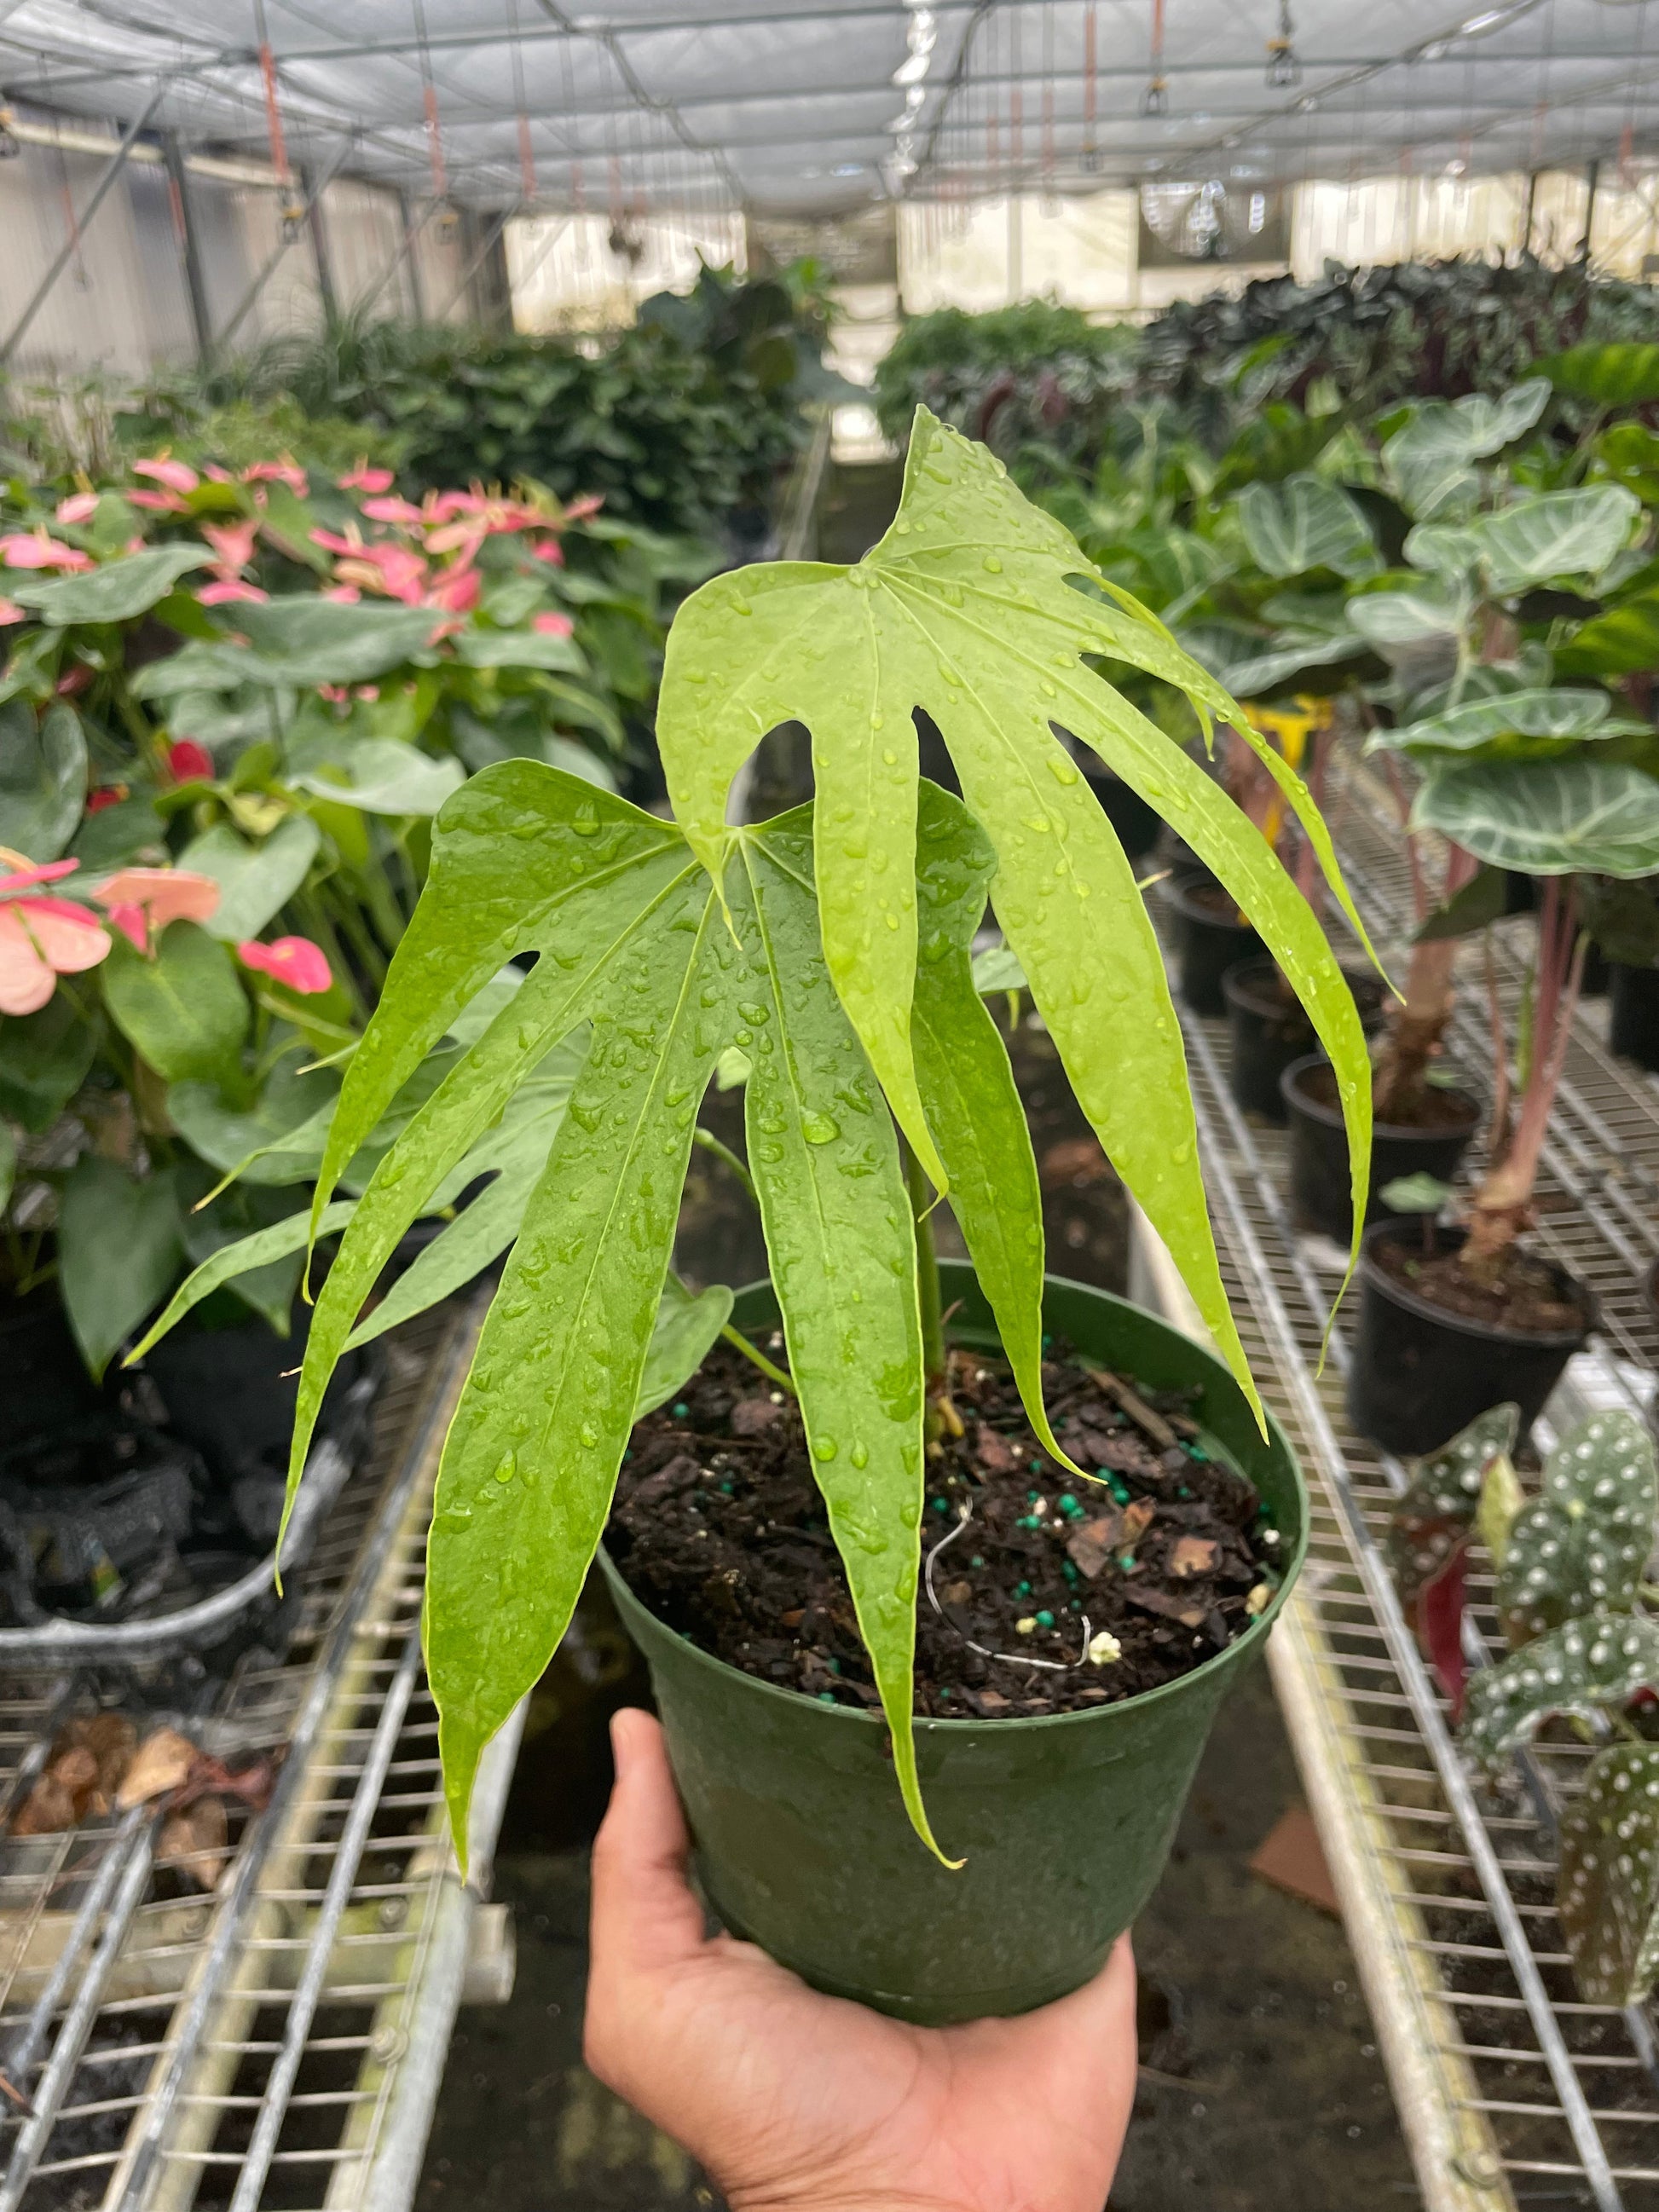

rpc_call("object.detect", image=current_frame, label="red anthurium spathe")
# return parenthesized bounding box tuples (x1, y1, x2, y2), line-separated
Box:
(242, 458, 309, 494)
(134, 456, 199, 495)
(532, 609, 574, 637)
(202, 519, 258, 575)
(238, 935, 331, 994)
(0, 600, 24, 626)
(93, 866, 220, 953)
(55, 492, 99, 525)
(529, 538, 564, 564)
(339, 464, 396, 494)
(0, 531, 93, 572)
(198, 579, 269, 605)
(426, 565, 482, 615)
(166, 740, 214, 784)
(0, 849, 110, 1015)
(359, 494, 425, 526)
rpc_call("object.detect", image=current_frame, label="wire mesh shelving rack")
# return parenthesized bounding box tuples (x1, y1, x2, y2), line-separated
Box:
(0, 1297, 518, 2212)
(1135, 743, 1659, 2212)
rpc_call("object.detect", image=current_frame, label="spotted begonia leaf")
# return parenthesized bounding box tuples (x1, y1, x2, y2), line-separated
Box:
(1462, 1612, 1659, 1770)
(1558, 1743, 1659, 2007)
(1496, 1411, 1657, 1650)
(1384, 1405, 1519, 1708)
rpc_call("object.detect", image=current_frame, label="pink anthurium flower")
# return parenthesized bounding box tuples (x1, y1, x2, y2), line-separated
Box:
(55, 492, 99, 525)
(322, 583, 361, 604)
(529, 538, 564, 565)
(202, 519, 257, 574)
(238, 935, 331, 994)
(129, 489, 190, 515)
(425, 565, 482, 615)
(563, 494, 604, 523)
(309, 525, 361, 558)
(359, 494, 426, 526)
(198, 579, 269, 605)
(339, 464, 396, 494)
(134, 456, 199, 495)
(0, 599, 24, 626)
(532, 609, 574, 637)
(242, 459, 309, 494)
(0, 531, 93, 571)
(92, 867, 220, 954)
(0, 849, 110, 1015)
(336, 543, 428, 604)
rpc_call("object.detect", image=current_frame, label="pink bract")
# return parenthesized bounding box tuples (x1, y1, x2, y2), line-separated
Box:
(134, 456, 199, 494)
(360, 494, 425, 526)
(197, 579, 269, 605)
(426, 565, 482, 614)
(0, 851, 110, 1015)
(339, 465, 396, 494)
(0, 600, 24, 626)
(238, 934, 331, 994)
(55, 492, 99, 525)
(241, 459, 309, 494)
(532, 609, 575, 637)
(93, 867, 221, 952)
(0, 532, 94, 571)
(202, 519, 257, 573)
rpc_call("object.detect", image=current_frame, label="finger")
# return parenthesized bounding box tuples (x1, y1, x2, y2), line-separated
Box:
(588, 1708, 708, 1978)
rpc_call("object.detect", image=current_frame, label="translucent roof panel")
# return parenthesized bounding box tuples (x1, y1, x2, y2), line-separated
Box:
(0, 0, 1656, 217)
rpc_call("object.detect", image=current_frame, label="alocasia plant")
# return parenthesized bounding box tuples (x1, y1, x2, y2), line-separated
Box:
(148, 409, 1375, 1859)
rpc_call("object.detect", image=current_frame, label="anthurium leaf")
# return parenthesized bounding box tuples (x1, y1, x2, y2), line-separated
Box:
(454, 626, 587, 673)
(69, 794, 165, 871)
(228, 598, 439, 682)
(1413, 759, 1659, 879)
(427, 886, 735, 1863)
(1461, 1610, 1659, 1770)
(910, 783, 1073, 1471)
(1237, 474, 1379, 580)
(1470, 487, 1641, 592)
(127, 1199, 360, 1361)
(656, 410, 1375, 1423)
(1555, 592, 1659, 680)
(1558, 1742, 1659, 2007)
(308, 761, 689, 1241)
(1540, 343, 1659, 408)
(5, 545, 206, 625)
(1386, 1404, 1521, 1609)
(178, 815, 321, 941)
(1209, 624, 1369, 696)
(166, 1059, 338, 1184)
(0, 994, 98, 1131)
(1347, 583, 1472, 645)
(101, 921, 250, 1083)
(1373, 688, 1641, 759)
(58, 1158, 183, 1379)
(732, 813, 948, 1864)
(1384, 381, 1550, 520)
(1495, 1411, 1657, 1649)
(286, 736, 465, 817)
(634, 1273, 736, 1420)
(0, 700, 86, 862)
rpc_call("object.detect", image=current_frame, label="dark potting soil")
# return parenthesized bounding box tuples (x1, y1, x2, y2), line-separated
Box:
(608, 1342, 1281, 1720)
(1299, 1054, 1475, 1134)
(1371, 1233, 1587, 1336)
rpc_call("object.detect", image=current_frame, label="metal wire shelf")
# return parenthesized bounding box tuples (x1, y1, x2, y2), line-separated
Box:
(1139, 744, 1659, 2212)
(0, 1297, 517, 2212)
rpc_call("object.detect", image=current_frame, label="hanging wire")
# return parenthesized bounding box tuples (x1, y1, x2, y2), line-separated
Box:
(1009, 5, 1023, 182)
(1266, 0, 1300, 90)
(411, 0, 455, 237)
(1082, 3, 1099, 172)
(1142, 0, 1169, 118)
(1040, 0, 1055, 208)
(506, 0, 536, 205)
(251, 0, 305, 238)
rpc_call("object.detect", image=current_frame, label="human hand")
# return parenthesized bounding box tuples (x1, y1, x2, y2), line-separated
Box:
(585, 1707, 1137, 2212)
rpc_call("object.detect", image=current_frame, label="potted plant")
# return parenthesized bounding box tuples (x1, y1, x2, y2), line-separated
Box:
(140, 407, 1377, 2019)
(1389, 1400, 1659, 2011)
(0, 443, 654, 1490)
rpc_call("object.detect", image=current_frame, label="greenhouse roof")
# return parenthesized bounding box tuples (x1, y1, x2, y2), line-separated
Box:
(0, 0, 1655, 218)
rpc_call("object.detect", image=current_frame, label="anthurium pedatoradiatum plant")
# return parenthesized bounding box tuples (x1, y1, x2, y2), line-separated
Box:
(0, 441, 670, 1377)
(1388, 1398, 1659, 2008)
(142, 410, 1379, 1862)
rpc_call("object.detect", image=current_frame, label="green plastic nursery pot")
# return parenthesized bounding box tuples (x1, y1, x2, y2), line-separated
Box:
(598, 1261, 1308, 2025)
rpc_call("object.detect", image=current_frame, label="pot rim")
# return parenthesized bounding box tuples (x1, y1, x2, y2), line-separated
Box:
(1167, 868, 1253, 928)
(602, 1267, 1309, 1738)
(1280, 1049, 1481, 1138)
(1357, 1217, 1596, 1349)
(1222, 956, 1384, 1023)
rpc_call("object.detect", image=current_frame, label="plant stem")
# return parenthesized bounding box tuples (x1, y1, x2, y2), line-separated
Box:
(720, 1323, 796, 1397)
(905, 1141, 947, 1395)
(692, 1125, 755, 1202)
(1373, 843, 1480, 1122)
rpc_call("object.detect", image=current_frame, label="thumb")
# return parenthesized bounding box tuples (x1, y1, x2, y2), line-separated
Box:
(588, 1708, 708, 1978)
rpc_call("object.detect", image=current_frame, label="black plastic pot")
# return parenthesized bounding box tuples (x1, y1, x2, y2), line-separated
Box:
(1281, 1054, 1481, 1243)
(0, 1290, 106, 1453)
(1167, 871, 1263, 1017)
(1581, 941, 1610, 997)
(1610, 962, 1659, 1071)
(142, 1308, 371, 1499)
(1223, 958, 1384, 1123)
(1346, 1220, 1594, 1455)
(603, 1263, 1309, 2025)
